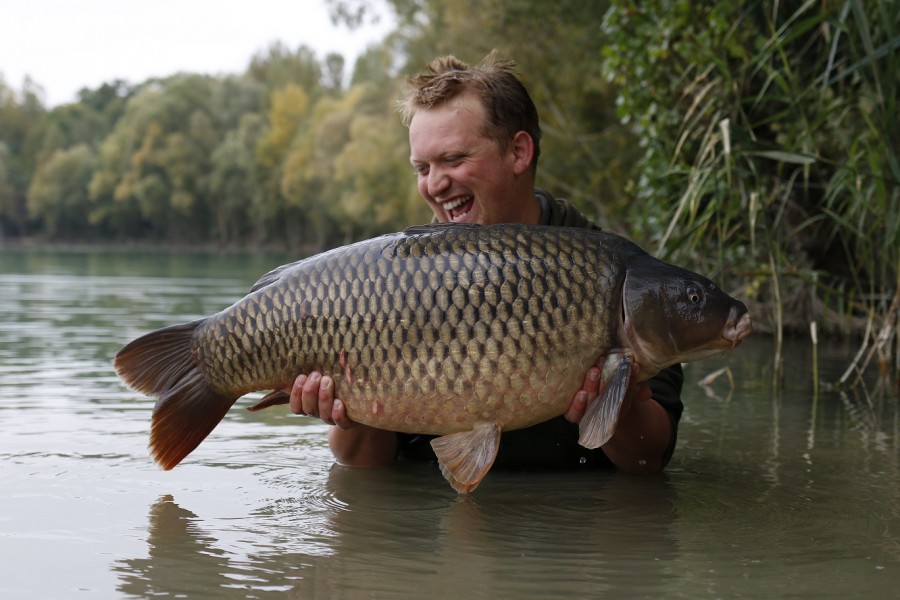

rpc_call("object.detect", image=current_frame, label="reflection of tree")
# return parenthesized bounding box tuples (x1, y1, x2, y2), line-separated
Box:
(114, 469, 680, 598)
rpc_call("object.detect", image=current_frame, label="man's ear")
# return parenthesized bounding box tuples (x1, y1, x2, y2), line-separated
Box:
(509, 131, 535, 176)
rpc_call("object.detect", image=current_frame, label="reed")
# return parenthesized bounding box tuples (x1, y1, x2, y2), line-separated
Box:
(604, 0, 899, 385)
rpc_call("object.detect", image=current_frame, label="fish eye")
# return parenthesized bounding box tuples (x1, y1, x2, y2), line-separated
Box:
(687, 285, 703, 304)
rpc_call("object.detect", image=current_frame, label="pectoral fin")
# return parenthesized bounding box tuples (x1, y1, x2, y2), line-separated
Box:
(430, 422, 501, 494)
(578, 353, 633, 449)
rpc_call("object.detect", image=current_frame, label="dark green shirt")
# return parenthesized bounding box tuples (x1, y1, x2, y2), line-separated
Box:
(401, 191, 684, 469)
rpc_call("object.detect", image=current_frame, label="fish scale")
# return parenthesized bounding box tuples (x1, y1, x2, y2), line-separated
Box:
(191, 224, 610, 435)
(115, 222, 752, 493)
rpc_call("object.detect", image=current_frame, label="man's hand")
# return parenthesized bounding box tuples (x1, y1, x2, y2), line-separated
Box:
(564, 358, 666, 473)
(563, 361, 653, 424)
(286, 372, 398, 466)
(288, 372, 355, 430)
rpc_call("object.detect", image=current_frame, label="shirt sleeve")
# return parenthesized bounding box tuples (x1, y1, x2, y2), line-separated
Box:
(646, 364, 685, 467)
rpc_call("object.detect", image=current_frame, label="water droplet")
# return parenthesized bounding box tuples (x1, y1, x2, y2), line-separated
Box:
(579, 456, 587, 464)
(638, 459, 647, 466)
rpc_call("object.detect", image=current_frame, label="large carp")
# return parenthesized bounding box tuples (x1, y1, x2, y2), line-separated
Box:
(115, 223, 751, 493)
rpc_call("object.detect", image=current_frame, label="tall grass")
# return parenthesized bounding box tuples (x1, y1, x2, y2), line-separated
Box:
(604, 0, 900, 385)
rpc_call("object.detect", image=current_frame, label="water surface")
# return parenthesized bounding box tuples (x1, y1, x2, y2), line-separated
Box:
(1, 247, 898, 598)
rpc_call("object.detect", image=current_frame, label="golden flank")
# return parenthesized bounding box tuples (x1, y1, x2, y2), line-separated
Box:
(115, 223, 751, 493)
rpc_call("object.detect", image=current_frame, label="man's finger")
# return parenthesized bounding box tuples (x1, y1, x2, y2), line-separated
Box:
(319, 375, 335, 424)
(331, 399, 356, 430)
(301, 372, 321, 417)
(290, 374, 307, 414)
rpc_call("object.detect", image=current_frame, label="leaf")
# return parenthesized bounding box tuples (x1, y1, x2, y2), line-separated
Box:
(746, 150, 817, 165)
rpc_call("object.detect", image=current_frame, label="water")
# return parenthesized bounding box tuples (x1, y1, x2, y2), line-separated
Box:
(1, 247, 898, 599)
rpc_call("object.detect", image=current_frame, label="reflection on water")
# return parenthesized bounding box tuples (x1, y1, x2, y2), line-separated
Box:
(115, 468, 681, 599)
(2, 247, 899, 598)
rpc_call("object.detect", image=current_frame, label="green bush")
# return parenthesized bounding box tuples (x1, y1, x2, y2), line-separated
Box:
(604, 0, 899, 376)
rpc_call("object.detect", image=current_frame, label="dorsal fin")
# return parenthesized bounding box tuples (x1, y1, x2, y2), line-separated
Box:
(248, 260, 302, 293)
(403, 222, 486, 236)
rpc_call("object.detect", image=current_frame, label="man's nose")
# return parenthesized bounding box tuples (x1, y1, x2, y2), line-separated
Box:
(427, 167, 450, 197)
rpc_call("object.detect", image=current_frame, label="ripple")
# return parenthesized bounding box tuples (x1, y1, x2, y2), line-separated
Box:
(4, 250, 900, 600)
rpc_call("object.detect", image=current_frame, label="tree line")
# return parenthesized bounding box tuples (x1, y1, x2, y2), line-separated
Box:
(1, 0, 898, 370)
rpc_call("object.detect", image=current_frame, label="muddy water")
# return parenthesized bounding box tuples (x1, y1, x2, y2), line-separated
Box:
(1, 248, 898, 598)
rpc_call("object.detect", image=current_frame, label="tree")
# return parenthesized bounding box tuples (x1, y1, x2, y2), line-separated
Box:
(332, 108, 427, 239)
(0, 143, 16, 239)
(209, 113, 267, 245)
(247, 43, 326, 98)
(0, 76, 46, 236)
(26, 144, 97, 238)
(253, 84, 314, 245)
(88, 74, 223, 241)
(37, 80, 132, 161)
(323, 52, 347, 92)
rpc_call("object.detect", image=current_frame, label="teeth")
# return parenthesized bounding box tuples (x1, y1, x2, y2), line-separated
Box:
(442, 196, 471, 211)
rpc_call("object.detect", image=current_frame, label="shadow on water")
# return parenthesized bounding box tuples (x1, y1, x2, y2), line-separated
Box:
(114, 467, 681, 599)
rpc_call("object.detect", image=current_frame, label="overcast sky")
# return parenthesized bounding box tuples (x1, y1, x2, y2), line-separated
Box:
(0, 0, 394, 107)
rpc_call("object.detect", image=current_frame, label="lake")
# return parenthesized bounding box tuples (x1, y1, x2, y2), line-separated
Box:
(1, 246, 898, 598)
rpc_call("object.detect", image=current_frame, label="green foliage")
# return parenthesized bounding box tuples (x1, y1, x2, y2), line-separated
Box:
(0, 77, 46, 236)
(26, 37, 418, 251)
(604, 0, 899, 350)
(208, 113, 266, 244)
(87, 74, 222, 241)
(27, 144, 97, 238)
(0, 142, 17, 235)
(3, 0, 898, 370)
(39, 81, 132, 159)
(247, 43, 326, 99)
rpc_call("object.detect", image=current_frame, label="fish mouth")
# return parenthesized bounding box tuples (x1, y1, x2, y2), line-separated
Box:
(722, 310, 753, 348)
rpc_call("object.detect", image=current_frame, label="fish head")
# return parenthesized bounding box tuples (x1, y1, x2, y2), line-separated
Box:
(622, 256, 752, 377)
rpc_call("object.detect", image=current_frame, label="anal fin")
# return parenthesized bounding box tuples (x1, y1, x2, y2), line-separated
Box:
(578, 353, 633, 449)
(430, 422, 501, 494)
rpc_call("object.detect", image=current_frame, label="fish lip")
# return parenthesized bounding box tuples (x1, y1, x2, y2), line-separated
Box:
(722, 311, 753, 348)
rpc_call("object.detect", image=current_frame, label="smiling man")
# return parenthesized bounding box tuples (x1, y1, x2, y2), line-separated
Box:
(285, 52, 684, 475)
(407, 80, 541, 226)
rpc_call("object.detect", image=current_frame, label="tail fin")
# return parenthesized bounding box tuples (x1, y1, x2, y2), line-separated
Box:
(114, 320, 237, 470)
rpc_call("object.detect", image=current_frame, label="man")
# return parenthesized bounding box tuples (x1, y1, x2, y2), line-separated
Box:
(285, 52, 683, 474)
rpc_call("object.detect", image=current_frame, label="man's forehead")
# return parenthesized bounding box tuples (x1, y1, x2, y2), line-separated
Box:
(409, 98, 490, 162)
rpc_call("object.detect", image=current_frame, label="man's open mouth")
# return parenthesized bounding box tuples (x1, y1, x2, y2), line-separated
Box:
(443, 196, 474, 221)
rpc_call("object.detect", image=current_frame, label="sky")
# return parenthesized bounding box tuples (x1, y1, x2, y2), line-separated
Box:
(0, 0, 394, 107)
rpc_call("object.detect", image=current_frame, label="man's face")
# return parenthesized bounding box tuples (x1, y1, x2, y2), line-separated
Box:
(409, 92, 529, 225)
